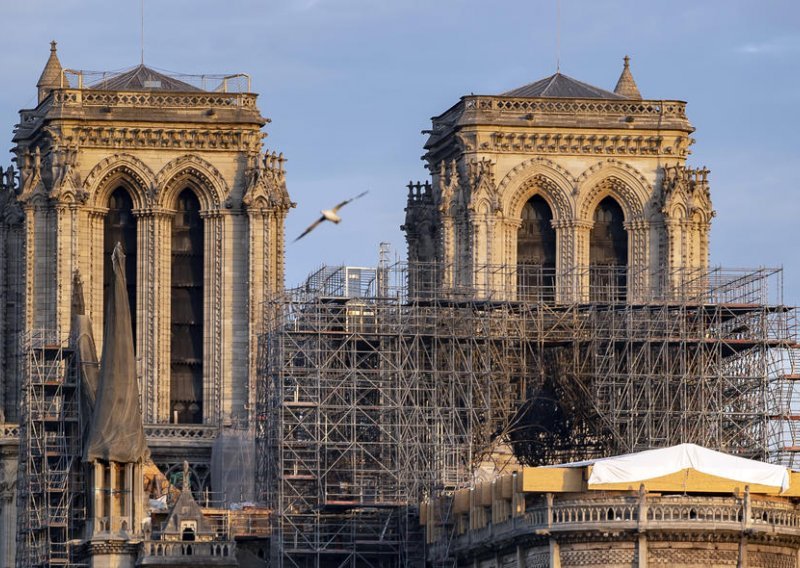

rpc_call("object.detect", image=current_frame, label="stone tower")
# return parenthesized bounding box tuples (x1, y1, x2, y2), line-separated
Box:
(0, 43, 291, 502)
(404, 57, 714, 302)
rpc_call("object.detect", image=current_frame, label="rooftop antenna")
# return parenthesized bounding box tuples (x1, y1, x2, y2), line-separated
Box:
(140, 0, 145, 65)
(556, 0, 561, 72)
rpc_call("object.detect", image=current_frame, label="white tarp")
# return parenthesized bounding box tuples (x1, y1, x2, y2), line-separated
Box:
(562, 444, 790, 492)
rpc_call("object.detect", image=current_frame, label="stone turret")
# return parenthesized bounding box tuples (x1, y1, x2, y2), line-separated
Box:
(36, 40, 62, 103)
(614, 55, 642, 99)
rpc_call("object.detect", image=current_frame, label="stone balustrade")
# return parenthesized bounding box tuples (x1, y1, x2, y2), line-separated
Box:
(440, 493, 800, 557)
(462, 96, 688, 120)
(140, 540, 235, 559)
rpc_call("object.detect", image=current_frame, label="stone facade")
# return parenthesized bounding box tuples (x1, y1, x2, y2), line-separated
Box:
(0, 45, 291, 428)
(0, 45, 291, 566)
(404, 59, 714, 302)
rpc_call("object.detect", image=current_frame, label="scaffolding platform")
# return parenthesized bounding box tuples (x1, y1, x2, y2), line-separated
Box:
(16, 331, 86, 568)
(257, 262, 799, 567)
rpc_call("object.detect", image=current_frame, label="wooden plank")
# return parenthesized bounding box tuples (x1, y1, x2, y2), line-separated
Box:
(521, 467, 585, 493)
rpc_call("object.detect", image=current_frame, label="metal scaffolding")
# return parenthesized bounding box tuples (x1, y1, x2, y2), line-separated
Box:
(256, 262, 800, 567)
(16, 330, 86, 568)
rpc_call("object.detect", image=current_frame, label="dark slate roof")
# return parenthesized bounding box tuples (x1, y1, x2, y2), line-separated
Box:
(91, 64, 202, 92)
(501, 72, 627, 99)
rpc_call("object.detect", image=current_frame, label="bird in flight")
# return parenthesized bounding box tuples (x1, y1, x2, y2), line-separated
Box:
(294, 190, 369, 242)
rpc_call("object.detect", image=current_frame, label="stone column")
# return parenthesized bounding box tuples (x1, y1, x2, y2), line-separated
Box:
(246, 208, 269, 424)
(154, 211, 174, 423)
(53, 202, 79, 338)
(625, 219, 650, 302)
(201, 211, 224, 426)
(440, 214, 455, 288)
(553, 219, 590, 304)
(85, 210, 105, 347)
(504, 218, 522, 301)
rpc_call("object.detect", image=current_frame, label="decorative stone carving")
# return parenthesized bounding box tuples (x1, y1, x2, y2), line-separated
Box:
(155, 154, 229, 210)
(84, 153, 156, 207)
(436, 159, 459, 215)
(578, 175, 646, 222)
(0, 167, 23, 225)
(15, 146, 45, 202)
(467, 157, 499, 212)
(242, 150, 292, 211)
(661, 164, 714, 223)
(69, 126, 263, 152)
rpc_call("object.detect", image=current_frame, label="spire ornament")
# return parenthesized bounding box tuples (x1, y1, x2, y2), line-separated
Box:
(614, 55, 642, 99)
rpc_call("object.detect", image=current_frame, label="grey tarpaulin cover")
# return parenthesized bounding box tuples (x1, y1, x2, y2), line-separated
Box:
(70, 271, 99, 431)
(83, 243, 149, 463)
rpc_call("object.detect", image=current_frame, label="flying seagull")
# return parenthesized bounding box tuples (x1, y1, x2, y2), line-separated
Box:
(294, 190, 369, 242)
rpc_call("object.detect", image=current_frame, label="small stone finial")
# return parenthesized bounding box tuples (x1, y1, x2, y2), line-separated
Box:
(37, 39, 63, 103)
(614, 55, 642, 100)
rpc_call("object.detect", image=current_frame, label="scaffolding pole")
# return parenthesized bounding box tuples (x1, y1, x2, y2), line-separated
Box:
(257, 262, 800, 567)
(16, 330, 86, 568)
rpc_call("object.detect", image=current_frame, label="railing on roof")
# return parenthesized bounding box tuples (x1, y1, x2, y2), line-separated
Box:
(460, 95, 688, 120)
(282, 262, 786, 308)
(61, 68, 251, 93)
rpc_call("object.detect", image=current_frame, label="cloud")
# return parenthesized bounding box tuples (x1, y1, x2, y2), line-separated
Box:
(736, 35, 800, 55)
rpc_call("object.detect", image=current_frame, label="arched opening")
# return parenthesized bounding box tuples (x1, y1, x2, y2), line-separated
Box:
(589, 196, 627, 302)
(104, 187, 137, 340)
(170, 189, 204, 424)
(182, 527, 196, 542)
(517, 195, 556, 302)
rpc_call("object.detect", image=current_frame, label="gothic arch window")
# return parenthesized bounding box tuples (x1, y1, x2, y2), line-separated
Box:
(104, 187, 137, 340)
(589, 196, 627, 302)
(517, 195, 556, 302)
(171, 189, 204, 424)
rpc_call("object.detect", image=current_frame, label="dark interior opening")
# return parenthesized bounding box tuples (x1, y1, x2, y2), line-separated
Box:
(517, 195, 556, 302)
(170, 189, 204, 424)
(104, 187, 137, 341)
(589, 196, 627, 302)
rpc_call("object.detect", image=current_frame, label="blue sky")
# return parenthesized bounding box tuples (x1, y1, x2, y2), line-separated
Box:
(1, 0, 798, 303)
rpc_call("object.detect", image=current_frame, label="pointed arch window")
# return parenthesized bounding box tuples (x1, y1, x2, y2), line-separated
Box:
(517, 195, 556, 302)
(104, 187, 137, 340)
(589, 196, 627, 302)
(170, 189, 204, 424)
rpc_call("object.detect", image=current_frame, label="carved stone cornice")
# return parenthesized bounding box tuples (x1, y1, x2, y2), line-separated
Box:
(485, 131, 691, 158)
(65, 125, 263, 152)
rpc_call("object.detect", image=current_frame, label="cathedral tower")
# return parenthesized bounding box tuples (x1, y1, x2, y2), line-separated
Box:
(0, 43, 291, 484)
(404, 57, 714, 302)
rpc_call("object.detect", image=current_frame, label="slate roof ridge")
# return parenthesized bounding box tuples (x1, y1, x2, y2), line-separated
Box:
(90, 64, 203, 92)
(500, 71, 628, 100)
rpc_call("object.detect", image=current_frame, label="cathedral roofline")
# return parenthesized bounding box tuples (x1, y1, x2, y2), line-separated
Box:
(423, 92, 693, 158)
(90, 64, 204, 92)
(501, 71, 626, 100)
